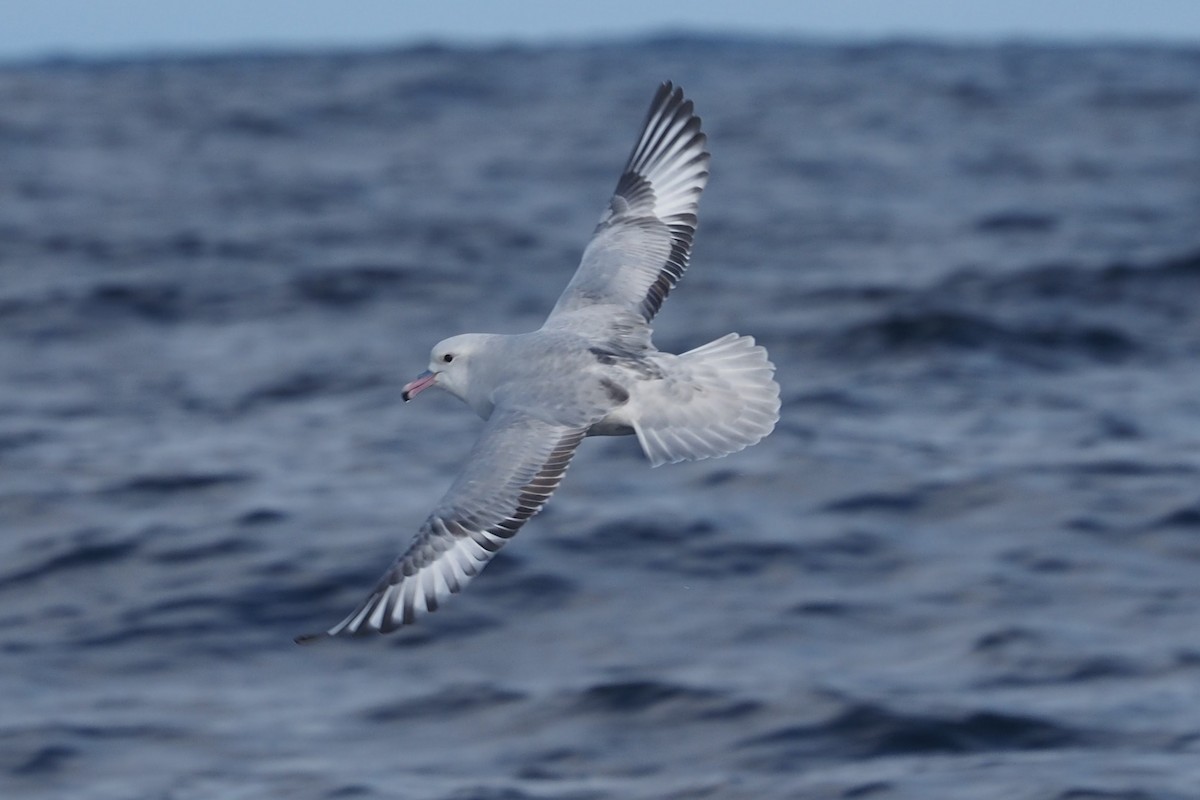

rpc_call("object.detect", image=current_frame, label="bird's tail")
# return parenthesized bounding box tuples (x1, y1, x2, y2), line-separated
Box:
(633, 333, 780, 468)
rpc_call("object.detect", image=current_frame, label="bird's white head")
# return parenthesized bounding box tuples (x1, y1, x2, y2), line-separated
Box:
(401, 333, 488, 403)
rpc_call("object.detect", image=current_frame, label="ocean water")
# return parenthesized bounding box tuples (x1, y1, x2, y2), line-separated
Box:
(2, 38, 1200, 799)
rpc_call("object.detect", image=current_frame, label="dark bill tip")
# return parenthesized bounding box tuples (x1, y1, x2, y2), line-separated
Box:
(401, 370, 437, 402)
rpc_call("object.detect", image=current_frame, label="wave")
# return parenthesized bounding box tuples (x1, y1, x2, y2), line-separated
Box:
(738, 701, 1088, 766)
(809, 248, 1200, 366)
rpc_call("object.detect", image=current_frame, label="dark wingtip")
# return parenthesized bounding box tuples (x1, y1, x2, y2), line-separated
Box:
(294, 631, 329, 645)
(650, 81, 682, 112)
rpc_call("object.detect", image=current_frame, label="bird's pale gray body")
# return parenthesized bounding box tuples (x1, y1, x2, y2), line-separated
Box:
(300, 83, 780, 640)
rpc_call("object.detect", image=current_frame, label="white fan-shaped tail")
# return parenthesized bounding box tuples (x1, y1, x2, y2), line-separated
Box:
(632, 334, 780, 468)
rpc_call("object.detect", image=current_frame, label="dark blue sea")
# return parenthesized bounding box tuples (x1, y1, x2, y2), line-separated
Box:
(3, 37, 1200, 799)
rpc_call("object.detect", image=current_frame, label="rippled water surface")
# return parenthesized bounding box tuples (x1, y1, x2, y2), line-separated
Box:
(2, 38, 1200, 799)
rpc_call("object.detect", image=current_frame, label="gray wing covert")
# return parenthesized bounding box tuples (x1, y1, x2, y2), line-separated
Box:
(300, 409, 588, 639)
(549, 82, 710, 325)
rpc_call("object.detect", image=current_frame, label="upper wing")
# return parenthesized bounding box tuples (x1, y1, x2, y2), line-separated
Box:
(299, 409, 588, 639)
(548, 82, 710, 325)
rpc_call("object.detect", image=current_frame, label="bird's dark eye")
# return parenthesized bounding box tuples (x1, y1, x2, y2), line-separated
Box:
(442, 353, 454, 363)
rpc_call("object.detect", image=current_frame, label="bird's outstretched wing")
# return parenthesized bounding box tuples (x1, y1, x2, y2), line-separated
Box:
(298, 409, 588, 640)
(548, 82, 710, 326)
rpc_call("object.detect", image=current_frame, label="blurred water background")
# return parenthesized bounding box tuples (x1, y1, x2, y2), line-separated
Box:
(2, 37, 1200, 799)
